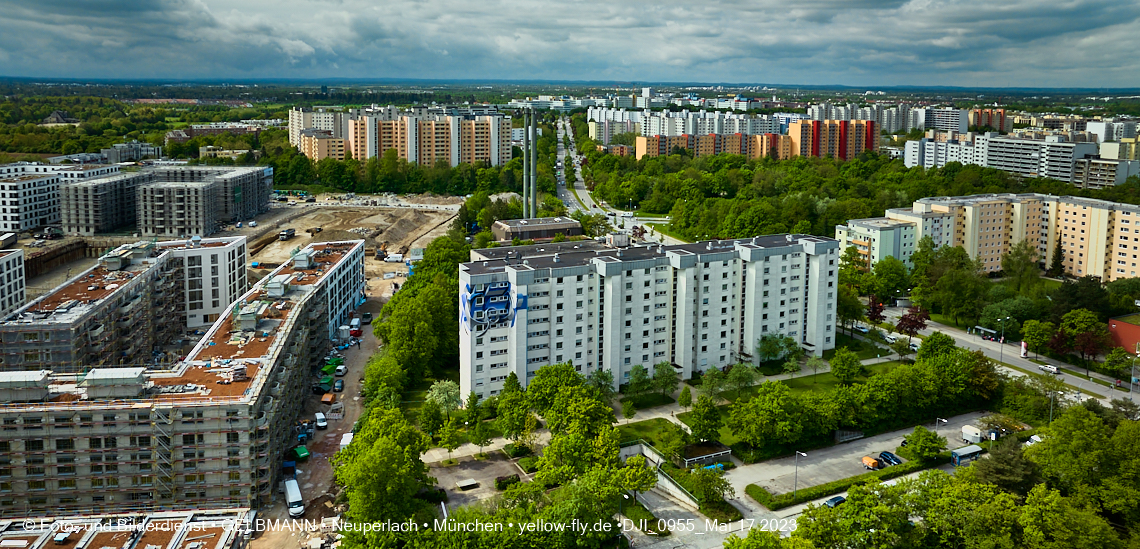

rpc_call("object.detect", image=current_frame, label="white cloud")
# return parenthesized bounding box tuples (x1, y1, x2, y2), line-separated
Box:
(0, 0, 1136, 86)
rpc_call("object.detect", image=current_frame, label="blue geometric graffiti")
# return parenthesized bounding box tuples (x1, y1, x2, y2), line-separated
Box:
(460, 281, 528, 337)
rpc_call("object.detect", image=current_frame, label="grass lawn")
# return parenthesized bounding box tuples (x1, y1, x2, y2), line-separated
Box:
(616, 417, 675, 450)
(825, 333, 888, 360)
(929, 313, 964, 328)
(1115, 313, 1140, 326)
(619, 393, 676, 409)
(644, 222, 692, 243)
(633, 212, 670, 219)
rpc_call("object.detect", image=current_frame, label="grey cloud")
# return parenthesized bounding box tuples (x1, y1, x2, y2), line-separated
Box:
(0, 0, 1136, 86)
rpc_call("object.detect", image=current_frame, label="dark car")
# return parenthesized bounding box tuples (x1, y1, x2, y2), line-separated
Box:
(334, 379, 345, 392)
(362, 312, 373, 323)
(824, 496, 846, 508)
(879, 451, 902, 466)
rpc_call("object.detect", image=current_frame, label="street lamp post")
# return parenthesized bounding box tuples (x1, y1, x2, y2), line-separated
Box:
(999, 316, 1011, 365)
(793, 451, 807, 498)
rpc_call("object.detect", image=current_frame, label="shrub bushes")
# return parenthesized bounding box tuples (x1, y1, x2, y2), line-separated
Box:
(494, 474, 520, 491)
(414, 487, 448, 503)
(517, 456, 539, 473)
(503, 443, 532, 458)
(745, 452, 951, 511)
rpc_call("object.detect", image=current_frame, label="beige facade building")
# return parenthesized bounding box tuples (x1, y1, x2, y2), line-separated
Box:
(842, 193, 1140, 281)
(298, 129, 346, 161)
(347, 114, 511, 166)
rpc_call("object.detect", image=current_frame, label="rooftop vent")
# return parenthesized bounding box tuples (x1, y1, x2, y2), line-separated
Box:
(553, 253, 560, 263)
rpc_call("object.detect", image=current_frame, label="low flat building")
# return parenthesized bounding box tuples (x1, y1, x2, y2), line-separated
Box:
(491, 217, 583, 241)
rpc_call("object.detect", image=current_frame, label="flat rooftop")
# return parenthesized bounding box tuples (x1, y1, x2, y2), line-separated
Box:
(494, 216, 582, 229)
(464, 235, 833, 276)
(846, 217, 913, 230)
(0, 509, 249, 549)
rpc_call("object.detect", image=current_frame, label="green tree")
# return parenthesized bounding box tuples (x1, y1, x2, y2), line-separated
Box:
(1022, 319, 1057, 359)
(896, 305, 929, 343)
(468, 418, 493, 458)
(626, 364, 652, 400)
(1061, 308, 1110, 371)
(870, 255, 910, 300)
(526, 362, 582, 414)
(727, 363, 758, 400)
(659, 421, 691, 460)
(1102, 346, 1134, 380)
(419, 398, 444, 435)
(1018, 484, 1123, 549)
(616, 454, 658, 500)
(969, 437, 1039, 495)
(839, 245, 869, 290)
(794, 481, 912, 549)
(689, 466, 735, 503)
(727, 382, 803, 449)
(1026, 406, 1111, 490)
(916, 331, 956, 361)
(836, 284, 865, 334)
(701, 367, 727, 400)
(426, 380, 462, 419)
(502, 371, 523, 394)
(903, 425, 947, 462)
(439, 418, 460, 463)
(545, 385, 615, 437)
(782, 358, 801, 379)
(464, 390, 482, 421)
(652, 361, 678, 397)
(829, 347, 865, 385)
(689, 395, 723, 442)
(922, 474, 1022, 549)
(622, 400, 636, 423)
(333, 408, 430, 522)
(890, 339, 914, 361)
(495, 389, 529, 442)
(678, 385, 692, 409)
(584, 368, 616, 402)
(805, 355, 826, 383)
(1001, 238, 1041, 293)
(1047, 240, 1065, 277)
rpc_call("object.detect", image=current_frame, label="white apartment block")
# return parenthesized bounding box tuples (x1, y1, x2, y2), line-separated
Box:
(923, 108, 969, 133)
(0, 240, 363, 518)
(1086, 121, 1138, 143)
(834, 218, 918, 269)
(0, 170, 61, 233)
(1074, 158, 1140, 190)
(904, 134, 1109, 186)
(459, 236, 840, 400)
(288, 106, 352, 146)
(0, 249, 25, 319)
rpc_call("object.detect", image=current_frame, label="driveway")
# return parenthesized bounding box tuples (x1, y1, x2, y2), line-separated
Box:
(724, 411, 987, 499)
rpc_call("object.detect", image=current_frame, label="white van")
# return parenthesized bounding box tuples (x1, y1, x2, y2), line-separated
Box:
(1038, 364, 1059, 375)
(284, 479, 304, 518)
(335, 364, 348, 376)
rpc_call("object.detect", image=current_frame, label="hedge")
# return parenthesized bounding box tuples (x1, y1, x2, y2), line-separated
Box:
(745, 453, 951, 511)
(494, 474, 520, 491)
(503, 443, 532, 458)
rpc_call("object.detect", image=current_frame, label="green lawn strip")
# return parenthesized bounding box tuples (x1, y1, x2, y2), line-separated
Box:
(619, 393, 676, 409)
(997, 361, 1108, 399)
(825, 333, 888, 360)
(659, 463, 743, 522)
(616, 418, 676, 451)
(568, 184, 588, 210)
(620, 497, 670, 536)
(643, 222, 693, 243)
(633, 212, 670, 219)
(928, 313, 963, 328)
(744, 453, 951, 511)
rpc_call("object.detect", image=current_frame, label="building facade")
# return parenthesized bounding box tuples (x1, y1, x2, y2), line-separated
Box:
(346, 113, 511, 167)
(787, 120, 878, 161)
(61, 172, 151, 235)
(298, 129, 346, 161)
(0, 240, 362, 518)
(834, 218, 918, 269)
(135, 167, 273, 237)
(458, 236, 840, 400)
(0, 249, 25, 319)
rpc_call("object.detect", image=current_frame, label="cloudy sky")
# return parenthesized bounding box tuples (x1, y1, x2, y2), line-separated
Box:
(1, 0, 1139, 87)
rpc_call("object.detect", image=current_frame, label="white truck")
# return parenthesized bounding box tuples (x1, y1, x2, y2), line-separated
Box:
(384, 253, 404, 263)
(962, 425, 984, 444)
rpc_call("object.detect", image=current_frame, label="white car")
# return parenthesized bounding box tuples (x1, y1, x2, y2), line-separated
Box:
(909, 341, 920, 352)
(314, 412, 328, 430)
(884, 334, 898, 344)
(1024, 435, 1043, 447)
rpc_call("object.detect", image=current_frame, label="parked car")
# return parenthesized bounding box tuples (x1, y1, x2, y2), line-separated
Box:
(335, 364, 348, 376)
(884, 334, 898, 344)
(862, 455, 882, 470)
(824, 496, 846, 508)
(361, 312, 373, 323)
(314, 413, 328, 430)
(334, 379, 345, 392)
(855, 325, 870, 334)
(910, 341, 920, 352)
(879, 451, 902, 466)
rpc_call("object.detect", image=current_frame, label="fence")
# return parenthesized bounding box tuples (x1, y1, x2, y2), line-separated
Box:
(618, 439, 700, 511)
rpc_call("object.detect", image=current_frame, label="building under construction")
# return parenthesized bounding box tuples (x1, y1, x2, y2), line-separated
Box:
(0, 240, 364, 518)
(0, 236, 248, 374)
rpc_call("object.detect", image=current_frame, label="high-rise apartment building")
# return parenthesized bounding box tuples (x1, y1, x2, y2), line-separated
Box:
(288, 106, 352, 146)
(134, 167, 273, 238)
(922, 108, 969, 133)
(970, 109, 1013, 132)
(0, 240, 363, 518)
(298, 129, 346, 161)
(345, 114, 511, 166)
(834, 218, 919, 270)
(458, 236, 840, 399)
(61, 172, 149, 235)
(839, 193, 1140, 281)
(787, 120, 878, 161)
(0, 170, 60, 233)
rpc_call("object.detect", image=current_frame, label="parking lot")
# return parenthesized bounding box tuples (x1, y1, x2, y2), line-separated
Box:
(429, 453, 528, 508)
(724, 411, 987, 497)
